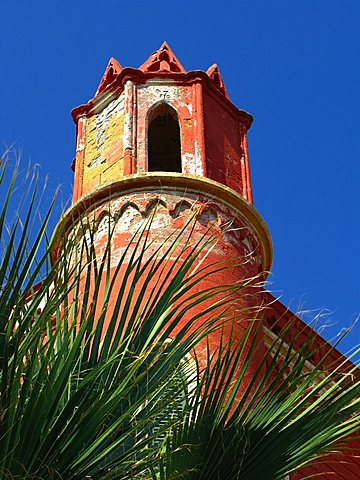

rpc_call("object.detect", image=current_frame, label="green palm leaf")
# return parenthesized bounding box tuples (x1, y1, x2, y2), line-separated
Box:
(156, 316, 360, 480)
(0, 153, 359, 480)
(0, 154, 241, 479)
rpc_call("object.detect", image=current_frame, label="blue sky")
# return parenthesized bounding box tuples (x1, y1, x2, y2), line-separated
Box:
(1, 0, 359, 355)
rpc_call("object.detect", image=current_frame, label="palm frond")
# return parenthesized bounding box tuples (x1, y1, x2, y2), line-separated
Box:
(157, 315, 360, 480)
(1, 154, 359, 480)
(0, 155, 242, 479)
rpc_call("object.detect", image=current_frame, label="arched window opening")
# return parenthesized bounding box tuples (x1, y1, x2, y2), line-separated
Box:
(148, 104, 182, 172)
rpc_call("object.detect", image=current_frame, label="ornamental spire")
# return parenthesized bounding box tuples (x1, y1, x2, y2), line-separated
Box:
(139, 41, 186, 73)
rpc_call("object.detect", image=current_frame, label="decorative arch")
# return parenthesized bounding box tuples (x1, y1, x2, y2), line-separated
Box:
(172, 200, 192, 218)
(147, 102, 182, 173)
(95, 210, 114, 234)
(115, 201, 142, 221)
(145, 198, 168, 217)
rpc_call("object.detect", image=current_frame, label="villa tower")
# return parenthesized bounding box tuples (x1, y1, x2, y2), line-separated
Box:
(52, 42, 272, 367)
(50, 43, 360, 479)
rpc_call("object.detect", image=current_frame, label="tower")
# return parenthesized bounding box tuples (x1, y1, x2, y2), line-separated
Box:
(50, 43, 360, 478)
(52, 42, 272, 370)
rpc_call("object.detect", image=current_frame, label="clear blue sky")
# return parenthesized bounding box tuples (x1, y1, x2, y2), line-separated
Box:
(1, 0, 359, 355)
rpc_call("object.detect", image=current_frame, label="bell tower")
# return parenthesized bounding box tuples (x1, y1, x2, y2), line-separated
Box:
(48, 43, 360, 480)
(55, 42, 272, 370)
(71, 42, 254, 203)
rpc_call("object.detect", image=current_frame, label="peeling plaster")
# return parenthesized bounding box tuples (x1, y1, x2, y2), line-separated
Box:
(68, 188, 263, 273)
(76, 117, 87, 152)
(123, 80, 135, 151)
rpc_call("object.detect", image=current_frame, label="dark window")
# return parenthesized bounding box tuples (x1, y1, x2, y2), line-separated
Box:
(148, 104, 181, 172)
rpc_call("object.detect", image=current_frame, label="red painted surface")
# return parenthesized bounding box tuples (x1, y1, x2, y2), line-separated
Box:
(55, 180, 268, 398)
(96, 57, 122, 95)
(206, 64, 230, 99)
(70, 43, 253, 203)
(139, 41, 186, 73)
(56, 42, 360, 477)
(203, 87, 249, 195)
(264, 293, 360, 478)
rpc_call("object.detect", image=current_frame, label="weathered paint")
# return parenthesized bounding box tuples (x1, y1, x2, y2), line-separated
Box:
(70, 191, 263, 271)
(60, 44, 271, 396)
(139, 41, 186, 73)
(71, 43, 253, 203)
(203, 87, 248, 195)
(57, 176, 269, 395)
(50, 42, 360, 478)
(81, 93, 125, 196)
(136, 80, 199, 174)
(96, 57, 122, 96)
(123, 79, 136, 175)
(74, 74, 250, 195)
(72, 115, 87, 202)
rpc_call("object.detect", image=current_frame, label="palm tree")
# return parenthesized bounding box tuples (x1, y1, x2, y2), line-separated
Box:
(0, 153, 359, 479)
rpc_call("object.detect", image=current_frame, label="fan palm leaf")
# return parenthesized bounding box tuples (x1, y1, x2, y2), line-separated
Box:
(0, 154, 242, 479)
(155, 311, 360, 479)
(0, 153, 359, 480)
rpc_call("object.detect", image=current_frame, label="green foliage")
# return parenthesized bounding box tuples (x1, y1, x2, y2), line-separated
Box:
(154, 320, 360, 479)
(0, 153, 359, 480)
